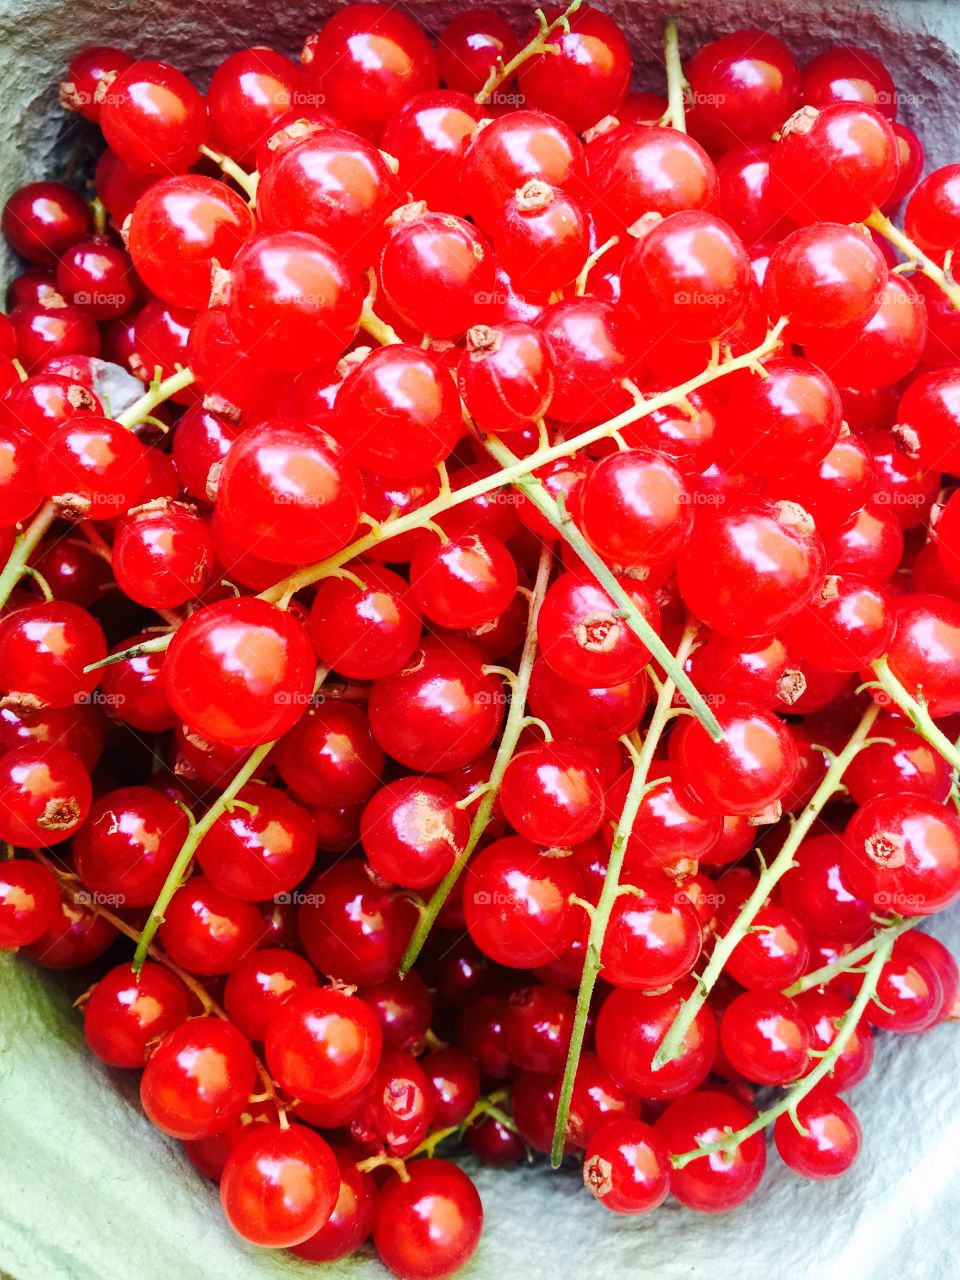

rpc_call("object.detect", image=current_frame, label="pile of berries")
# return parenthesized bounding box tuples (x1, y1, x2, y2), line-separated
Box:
(2, 4, 960, 1276)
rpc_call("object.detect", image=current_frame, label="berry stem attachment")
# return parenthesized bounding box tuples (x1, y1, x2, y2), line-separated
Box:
(869, 655, 960, 772)
(550, 622, 700, 1168)
(475, 0, 584, 106)
(671, 915, 916, 1169)
(132, 669, 329, 973)
(484, 435, 722, 741)
(117, 366, 197, 430)
(783, 915, 921, 996)
(654, 701, 882, 1069)
(0, 501, 56, 610)
(399, 544, 553, 975)
(197, 143, 259, 203)
(864, 209, 960, 311)
(662, 18, 688, 133)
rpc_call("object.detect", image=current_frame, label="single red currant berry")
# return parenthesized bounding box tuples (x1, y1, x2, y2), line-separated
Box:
(726, 904, 811, 990)
(774, 1089, 862, 1180)
(801, 275, 927, 392)
(438, 8, 518, 95)
(276, 702, 384, 808)
(41, 416, 148, 519)
(595, 981, 718, 1100)
(672, 702, 798, 821)
(227, 231, 363, 371)
(677, 497, 825, 639)
(335, 344, 462, 478)
(0, 600, 106, 709)
(720, 990, 812, 1084)
(373, 1159, 482, 1280)
(216, 418, 362, 564)
(464, 836, 583, 968)
(883, 592, 960, 717)
(158, 876, 265, 976)
(297, 860, 414, 985)
(499, 742, 605, 847)
(537, 570, 660, 689)
(656, 1090, 766, 1213)
(127, 175, 255, 310)
(73, 785, 189, 908)
(2, 181, 92, 267)
(196, 785, 317, 901)
(221, 1122, 339, 1248)
(763, 223, 888, 334)
(113, 503, 215, 610)
(301, 5, 437, 144)
(0, 858, 60, 947)
(161, 598, 316, 749)
(265, 985, 383, 1104)
(583, 1118, 672, 1215)
(368, 638, 505, 772)
(905, 164, 960, 254)
(622, 210, 751, 343)
(361, 777, 469, 890)
(256, 128, 400, 269)
(579, 449, 693, 566)
(842, 793, 960, 916)
(100, 60, 207, 174)
(207, 47, 308, 167)
(309, 565, 422, 680)
(0, 745, 92, 848)
(785, 574, 895, 673)
(55, 237, 136, 319)
(59, 45, 133, 121)
(844, 715, 952, 807)
(140, 1017, 256, 1140)
(687, 30, 801, 149)
(381, 91, 483, 217)
(410, 530, 517, 630)
(770, 102, 899, 223)
(379, 206, 495, 337)
(779, 833, 872, 942)
(587, 125, 717, 240)
(492, 180, 589, 293)
(601, 874, 703, 990)
(458, 322, 556, 433)
(83, 962, 189, 1067)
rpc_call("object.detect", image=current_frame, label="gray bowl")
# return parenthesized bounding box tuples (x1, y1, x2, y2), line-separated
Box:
(1, 4, 958, 1277)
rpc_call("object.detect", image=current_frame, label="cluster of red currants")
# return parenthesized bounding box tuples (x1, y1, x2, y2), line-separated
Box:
(1, 4, 960, 1276)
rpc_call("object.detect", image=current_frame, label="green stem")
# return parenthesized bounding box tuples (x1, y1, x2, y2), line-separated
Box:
(132, 736, 277, 973)
(117, 366, 196, 430)
(198, 144, 259, 203)
(475, 0, 583, 105)
(257, 322, 786, 610)
(865, 209, 960, 311)
(84, 631, 173, 674)
(0, 501, 56, 609)
(870, 655, 960, 772)
(551, 624, 700, 1168)
(654, 701, 882, 1069)
(671, 917, 915, 1169)
(484, 436, 721, 742)
(663, 18, 688, 132)
(784, 916, 921, 997)
(359, 298, 401, 346)
(399, 545, 553, 975)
